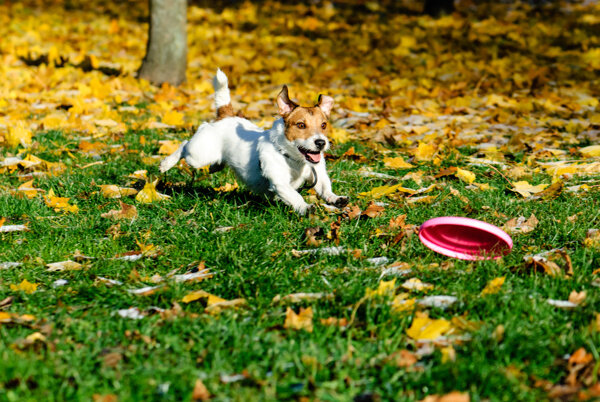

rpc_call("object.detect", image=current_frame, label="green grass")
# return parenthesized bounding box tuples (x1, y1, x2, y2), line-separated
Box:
(0, 127, 599, 401)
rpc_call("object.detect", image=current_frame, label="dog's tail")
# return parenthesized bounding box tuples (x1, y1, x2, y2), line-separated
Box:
(213, 68, 234, 120)
(159, 140, 188, 173)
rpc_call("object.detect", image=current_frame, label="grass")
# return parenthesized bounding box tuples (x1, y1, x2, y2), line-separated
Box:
(0, 126, 599, 401)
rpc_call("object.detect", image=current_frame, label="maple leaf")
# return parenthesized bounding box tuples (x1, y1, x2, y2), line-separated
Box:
(135, 179, 170, 203)
(480, 276, 505, 296)
(455, 168, 476, 184)
(284, 307, 314, 332)
(510, 181, 548, 198)
(162, 110, 184, 126)
(504, 214, 539, 234)
(157, 140, 181, 155)
(192, 379, 211, 401)
(365, 279, 396, 298)
(383, 156, 414, 169)
(101, 201, 138, 220)
(99, 185, 138, 199)
(10, 279, 39, 294)
(406, 313, 452, 341)
(44, 189, 79, 213)
(401, 278, 434, 292)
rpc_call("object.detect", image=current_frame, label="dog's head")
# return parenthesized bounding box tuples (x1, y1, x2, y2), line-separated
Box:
(276, 86, 334, 164)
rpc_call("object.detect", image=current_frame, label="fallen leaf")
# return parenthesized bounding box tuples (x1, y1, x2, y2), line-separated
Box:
(99, 184, 138, 198)
(480, 276, 505, 296)
(158, 140, 181, 155)
(510, 181, 548, 198)
(162, 110, 184, 126)
(579, 145, 600, 158)
(284, 307, 314, 332)
(362, 202, 385, 218)
(568, 290, 586, 305)
(504, 214, 539, 234)
(181, 290, 225, 305)
(384, 156, 414, 169)
(10, 279, 39, 294)
(406, 313, 451, 341)
(365, 279, 396, 298)
(401, 278, 434, 292)
(44, 189, 79, 213)
(455, 168, 476, 184)
(135, 179, 170, 203)
(192, 379, 211, 401)
(101, 201, 138, 220)
(46, 260, 83, 272)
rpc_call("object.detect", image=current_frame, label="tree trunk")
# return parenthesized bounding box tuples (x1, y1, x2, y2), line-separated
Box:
(424, 0, 455, 16)
(138, 0, 187, 86)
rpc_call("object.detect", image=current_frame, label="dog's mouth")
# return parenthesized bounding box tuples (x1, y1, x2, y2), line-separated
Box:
(298, 146, 321, 164)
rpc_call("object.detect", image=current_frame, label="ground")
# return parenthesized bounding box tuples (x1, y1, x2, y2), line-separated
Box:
(0, 0, 599, 401)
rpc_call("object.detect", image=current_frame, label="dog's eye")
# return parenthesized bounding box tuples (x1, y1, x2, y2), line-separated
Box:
(321, 122, 327, 129)
(296, 122, 306, 129)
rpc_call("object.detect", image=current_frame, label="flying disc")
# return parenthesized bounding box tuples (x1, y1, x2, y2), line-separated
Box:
(419, 217, 512, 260)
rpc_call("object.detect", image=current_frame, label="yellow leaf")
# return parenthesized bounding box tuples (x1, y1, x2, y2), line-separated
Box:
(101, 201, 138, 220)
(510, 181, 548, 198)
(284, 307, 313, 332)
(401, 278, 434, 292)
(406, 313, 451, 341)
(480, 276, 505, 296)
(135, 180, 170, 203)
(455, 168, 476, 184)
(44, 189, 79, 213)
(213, 182, 238, 192)
(16, 180, 41, 199)
(10, 279, 39, 294)
(413, 142, 436, 162)
(358, 183, 416, 199)
(181, 290, 225, 305)
(6, 123, 32, 147)
(580, 145, 600, 158)
(391, 295, 416, 313)
(383, 156, 414, 169)
(158, 140, 181, 155)
(329, 127, 350, 144)
(99, 185, 138, 199)
(46, 260, 82, 272)
(162, 110, 184, 126)
(365, 279, 396, 298)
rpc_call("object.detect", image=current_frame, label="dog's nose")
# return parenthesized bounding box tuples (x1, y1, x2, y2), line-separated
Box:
(315, 139, 326, 150)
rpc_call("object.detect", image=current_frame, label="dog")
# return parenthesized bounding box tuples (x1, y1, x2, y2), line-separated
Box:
(159, 69, 348, 215)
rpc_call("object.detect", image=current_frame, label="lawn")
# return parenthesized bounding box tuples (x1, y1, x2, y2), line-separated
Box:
(0, 0, 599, 401)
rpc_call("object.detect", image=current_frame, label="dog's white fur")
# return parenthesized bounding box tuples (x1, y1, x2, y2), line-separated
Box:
(160, 69, 348, 215)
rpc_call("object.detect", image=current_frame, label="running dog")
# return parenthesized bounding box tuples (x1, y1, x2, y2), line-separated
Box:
(160, 69, 348, 215)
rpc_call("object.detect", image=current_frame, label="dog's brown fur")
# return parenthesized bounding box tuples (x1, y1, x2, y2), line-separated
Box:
(277, 86, 331, 142)
(216, 103, 234, 120)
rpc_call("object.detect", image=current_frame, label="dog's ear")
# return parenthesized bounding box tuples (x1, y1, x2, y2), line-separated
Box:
(316, 94, 334, 118)
(277, 85, 298, 116)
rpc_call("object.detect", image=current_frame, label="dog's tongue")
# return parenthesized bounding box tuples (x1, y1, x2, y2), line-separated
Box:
(307, 152, 321, 163)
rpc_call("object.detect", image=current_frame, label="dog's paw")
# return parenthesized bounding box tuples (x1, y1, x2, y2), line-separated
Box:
(296, 203, 314, 216)
(333, 196, 349, 209)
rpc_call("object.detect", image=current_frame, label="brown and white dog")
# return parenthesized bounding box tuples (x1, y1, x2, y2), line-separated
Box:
(160, 69, 348, 215)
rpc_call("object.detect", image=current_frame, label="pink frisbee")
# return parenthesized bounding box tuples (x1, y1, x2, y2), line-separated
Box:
(419, 217, 512, 260)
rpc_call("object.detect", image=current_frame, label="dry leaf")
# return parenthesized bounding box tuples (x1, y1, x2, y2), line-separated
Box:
(504, 214, 539, 234)
(284, 307, 314, 332)
(384, 156, 414, 169)
(192, 379, 211, 401)
(480, 276, 505, 296)
(10, 279, 39, 294)
(406, 313, 451, 341)
(135, 179, 170, 203)
(101, 201, 138, 220)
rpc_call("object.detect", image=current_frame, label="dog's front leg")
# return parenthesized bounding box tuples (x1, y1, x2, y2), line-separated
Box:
(273, 183, 313, 215)
(313, 161, 349, 208)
